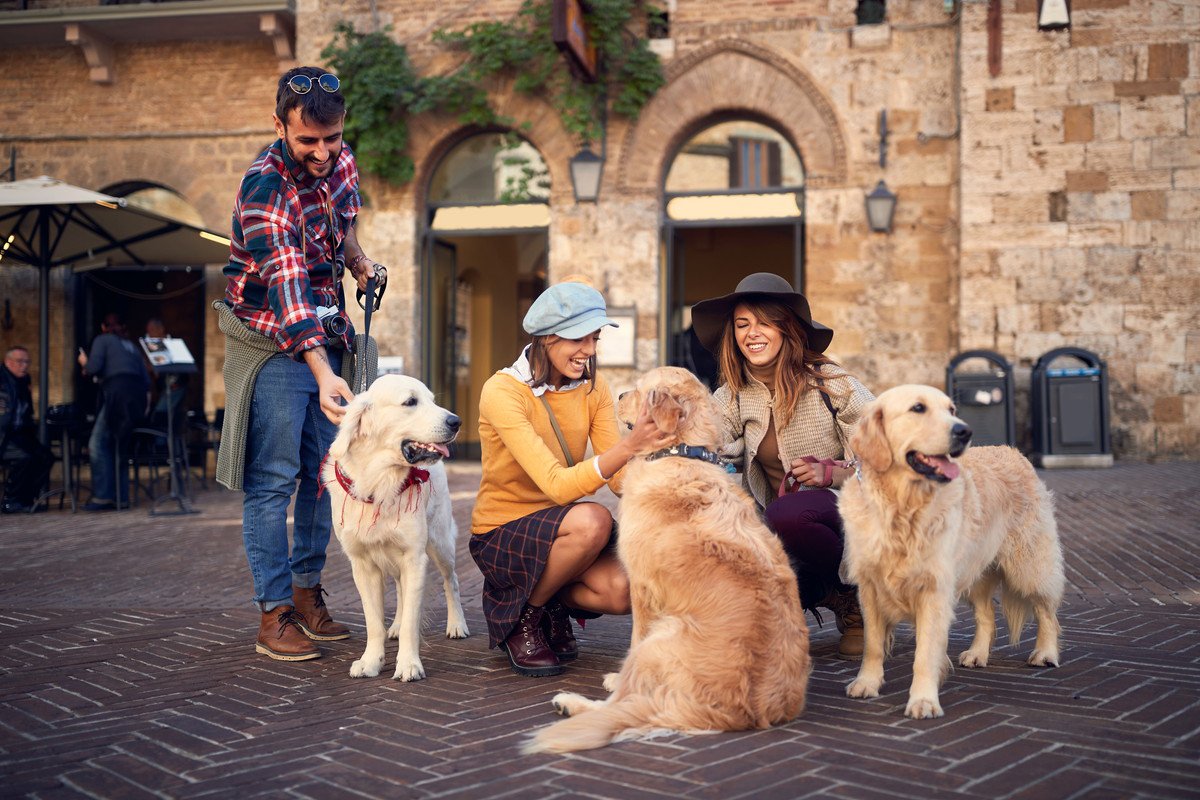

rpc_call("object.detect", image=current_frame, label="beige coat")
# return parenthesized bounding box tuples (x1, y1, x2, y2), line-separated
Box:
(715, 366, 874, 510)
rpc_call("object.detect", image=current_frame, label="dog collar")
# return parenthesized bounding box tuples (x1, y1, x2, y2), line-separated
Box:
(320, 454, 430, 504)
(645, 444, 737, 474)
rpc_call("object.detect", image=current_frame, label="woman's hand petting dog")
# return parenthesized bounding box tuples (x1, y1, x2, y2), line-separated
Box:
(595, 400, 676, 479)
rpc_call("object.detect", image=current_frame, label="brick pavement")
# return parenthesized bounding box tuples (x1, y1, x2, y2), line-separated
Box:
(0, 460, 1198, 799)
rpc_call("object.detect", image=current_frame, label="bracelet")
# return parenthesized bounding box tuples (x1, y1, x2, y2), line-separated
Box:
(349, 253, 373, 270)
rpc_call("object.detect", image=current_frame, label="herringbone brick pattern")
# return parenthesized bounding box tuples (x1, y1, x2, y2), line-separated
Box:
(1, 461, 1197, 798)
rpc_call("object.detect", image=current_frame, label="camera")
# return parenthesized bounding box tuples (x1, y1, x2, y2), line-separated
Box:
(320, 310, 349, 339)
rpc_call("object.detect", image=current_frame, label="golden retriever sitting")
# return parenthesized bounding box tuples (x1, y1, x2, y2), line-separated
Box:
(839, 385, 1064, 719)
(321, 374, 469, 682)
(524, 367, 811, 754)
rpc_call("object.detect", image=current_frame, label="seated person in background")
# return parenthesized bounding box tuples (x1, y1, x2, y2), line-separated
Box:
(0, 346, 53, 514)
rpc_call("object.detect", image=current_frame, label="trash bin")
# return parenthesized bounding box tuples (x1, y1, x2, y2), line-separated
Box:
(1031, 346, 1113, 468)
(946, 350, 1016, 447)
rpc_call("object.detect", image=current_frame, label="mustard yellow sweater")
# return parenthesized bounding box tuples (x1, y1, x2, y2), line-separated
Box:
(471, 371, 625, 534)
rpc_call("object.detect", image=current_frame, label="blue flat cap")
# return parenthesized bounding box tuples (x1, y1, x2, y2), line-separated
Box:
(523, 282, 619, 339)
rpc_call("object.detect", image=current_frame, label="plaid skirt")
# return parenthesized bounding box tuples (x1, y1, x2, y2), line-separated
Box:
(470, 504, 615, 649)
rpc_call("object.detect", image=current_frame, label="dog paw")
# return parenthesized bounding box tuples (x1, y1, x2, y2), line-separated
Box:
(386, 623, 401, 640)
(1027, 649, 1060, 667)
(958, 650, 989, 668)
(393, 659, 426, 682)
(551, 691, 587, 717)
(905, 696, 944, 719)
(349, 656, 384, 678)
(446, 620, 470, 639)
(846, 678, 882, 699)
(602, 672, 620, 693)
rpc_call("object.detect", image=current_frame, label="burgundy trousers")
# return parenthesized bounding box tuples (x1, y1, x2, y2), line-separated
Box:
(763, 488, 853, 611)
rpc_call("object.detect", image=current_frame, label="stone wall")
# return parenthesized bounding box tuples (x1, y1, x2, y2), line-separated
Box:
(0, 0, 1194, 459)
(300, 0, 962, 402)
(958, 0, 1199, 458)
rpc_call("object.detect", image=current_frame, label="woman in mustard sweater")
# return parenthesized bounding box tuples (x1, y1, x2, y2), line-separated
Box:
(470, 281, 671, 677)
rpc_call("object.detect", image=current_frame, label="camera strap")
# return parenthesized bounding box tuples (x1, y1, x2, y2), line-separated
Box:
(354, 274, 376, 394)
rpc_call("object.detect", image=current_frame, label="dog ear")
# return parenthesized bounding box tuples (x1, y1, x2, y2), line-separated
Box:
(851, 403, 892, 472)
(329, 398, 373, 459)
(647, 388, 685, 435)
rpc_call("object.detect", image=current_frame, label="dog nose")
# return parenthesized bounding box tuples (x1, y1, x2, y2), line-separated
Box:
(446, 414, 461, 431)
(952, 423, 972, 443)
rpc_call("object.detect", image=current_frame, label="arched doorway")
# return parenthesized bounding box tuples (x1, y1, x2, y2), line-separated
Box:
(422, 132, 551, 458)
(662, 117, 805, 389)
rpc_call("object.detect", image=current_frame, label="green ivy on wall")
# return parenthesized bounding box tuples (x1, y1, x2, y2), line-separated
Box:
(322, 1, 665, 187)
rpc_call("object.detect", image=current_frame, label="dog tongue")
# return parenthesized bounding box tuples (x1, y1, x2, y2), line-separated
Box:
(928, 455, 960, 480)
(431, 443, 450, 458)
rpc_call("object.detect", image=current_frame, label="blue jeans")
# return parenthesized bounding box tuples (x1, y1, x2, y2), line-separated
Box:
(242, 351, 340, 611)
(88, 375, 144, 506)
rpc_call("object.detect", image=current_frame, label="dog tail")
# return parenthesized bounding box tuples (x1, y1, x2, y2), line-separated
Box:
(522, 695, 658, 755)
(999, 585, 1032, 647)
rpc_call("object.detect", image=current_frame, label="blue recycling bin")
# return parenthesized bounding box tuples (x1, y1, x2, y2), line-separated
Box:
(946, 350, 1016, 447)
(1031, 347, 1113, 468)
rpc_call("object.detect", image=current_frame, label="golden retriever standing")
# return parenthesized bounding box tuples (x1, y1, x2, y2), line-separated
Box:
(524, 367, 811, 754)
(839, 385, 1063, 719)
(321, 374, 469, 682)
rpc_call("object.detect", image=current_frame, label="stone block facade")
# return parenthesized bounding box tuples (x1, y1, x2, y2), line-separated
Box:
(958, 0, 1199, 458)
(0, 0, 1194, 459)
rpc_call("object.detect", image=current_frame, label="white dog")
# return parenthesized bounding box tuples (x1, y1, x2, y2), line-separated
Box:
(839, 385, 1064, 719)
(321, 374, 469, 681)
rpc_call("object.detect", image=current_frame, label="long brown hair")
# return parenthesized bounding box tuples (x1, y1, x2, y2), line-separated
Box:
(716, 298, 845, 429)
(526, 335, 597, 393)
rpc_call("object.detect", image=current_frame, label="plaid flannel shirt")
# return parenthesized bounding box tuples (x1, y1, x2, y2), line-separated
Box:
(223, 139, 361, 357)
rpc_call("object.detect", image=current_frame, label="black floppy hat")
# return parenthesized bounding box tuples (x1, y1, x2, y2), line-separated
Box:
(690, 272, 834, 355)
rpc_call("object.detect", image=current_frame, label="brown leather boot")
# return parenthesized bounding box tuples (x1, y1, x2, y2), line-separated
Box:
(291, 584, 351, 641)
(823, 587, 865, 660)
(502, 604, 563, 677)
(256, 606, 321, 661)
(542, 597, 578, 662)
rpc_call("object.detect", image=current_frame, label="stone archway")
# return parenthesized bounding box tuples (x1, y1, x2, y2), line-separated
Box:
(617, 39, 847, 194)
(408, 87, 574, 210)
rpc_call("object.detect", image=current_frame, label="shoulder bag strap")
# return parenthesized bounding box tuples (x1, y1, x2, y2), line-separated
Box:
(538, 393, 576, 467)
(816, 376, 836, 421)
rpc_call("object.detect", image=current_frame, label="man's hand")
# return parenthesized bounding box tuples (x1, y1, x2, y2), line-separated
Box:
(316, 371, 354, 425)
(303, 345, 355, 424)
(348, 254, 384, 293)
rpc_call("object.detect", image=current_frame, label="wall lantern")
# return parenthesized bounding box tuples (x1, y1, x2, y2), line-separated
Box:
(569, 147, 604, 203)
(1038, 0, 1070, 30)
(864, 180, 897, 233)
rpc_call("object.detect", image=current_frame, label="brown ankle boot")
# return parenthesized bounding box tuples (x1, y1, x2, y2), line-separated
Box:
(542, 598, 578, 662)
(823, 587, 865, 660)
(502, 604, 563, 677)
(256, 606, 321, 661)
(292, 584, 350, 641)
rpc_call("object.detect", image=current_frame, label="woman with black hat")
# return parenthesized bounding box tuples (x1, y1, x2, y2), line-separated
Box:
(691, 272, 875, 659)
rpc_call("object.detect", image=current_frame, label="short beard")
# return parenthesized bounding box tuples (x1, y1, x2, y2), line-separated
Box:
(282, 135, 336, 178)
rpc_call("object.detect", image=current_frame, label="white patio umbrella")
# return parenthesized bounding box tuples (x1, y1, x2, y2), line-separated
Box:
(0, 175, 231, 442)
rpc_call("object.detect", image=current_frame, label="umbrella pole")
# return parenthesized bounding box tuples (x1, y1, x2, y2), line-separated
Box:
(38, 207, 50, 446)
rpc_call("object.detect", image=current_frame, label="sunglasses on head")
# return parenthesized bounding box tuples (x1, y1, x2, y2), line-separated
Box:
(287, 73, 340, 95)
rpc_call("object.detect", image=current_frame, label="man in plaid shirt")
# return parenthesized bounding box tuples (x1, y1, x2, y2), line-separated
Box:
(224, 65, 385, 662)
